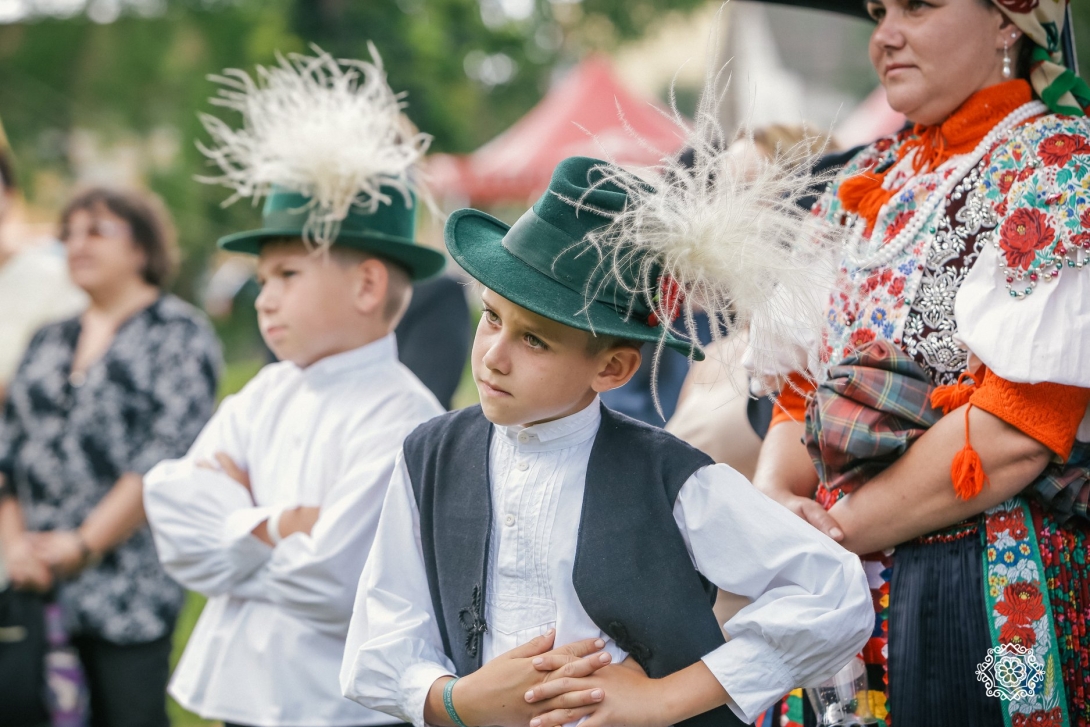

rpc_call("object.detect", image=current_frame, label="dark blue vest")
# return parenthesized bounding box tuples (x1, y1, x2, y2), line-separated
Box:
(403, 404, 745, 727)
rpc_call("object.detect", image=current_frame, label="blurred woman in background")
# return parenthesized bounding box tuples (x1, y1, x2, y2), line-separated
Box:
(0, 187, 221, 727)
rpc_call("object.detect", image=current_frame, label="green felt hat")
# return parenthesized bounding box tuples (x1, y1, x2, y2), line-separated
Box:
(445, 156, 702, 359)
(218, 187, 446, 282)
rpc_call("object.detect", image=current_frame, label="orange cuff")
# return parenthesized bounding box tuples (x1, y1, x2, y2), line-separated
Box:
(969, 369, 1090, 461)
(770, 373, 817, 429)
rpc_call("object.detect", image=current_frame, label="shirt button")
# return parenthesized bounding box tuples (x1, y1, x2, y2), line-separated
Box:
(516, 461, 529, 471)
(517, 432, 530, 444)
(504, 514, 516, 526)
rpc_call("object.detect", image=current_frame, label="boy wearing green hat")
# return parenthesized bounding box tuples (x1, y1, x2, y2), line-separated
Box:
(142, 49, 448, 727)
(340, 156, 873, 727)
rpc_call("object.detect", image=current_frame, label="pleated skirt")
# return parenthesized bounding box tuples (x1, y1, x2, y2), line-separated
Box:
(887, 530, 1005, 725)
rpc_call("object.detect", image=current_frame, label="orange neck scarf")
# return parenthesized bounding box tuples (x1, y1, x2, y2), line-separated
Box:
(838, 79, 1034, 233)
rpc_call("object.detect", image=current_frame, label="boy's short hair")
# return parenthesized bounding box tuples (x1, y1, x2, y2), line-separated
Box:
(584, 332, 644, 356)
(60, 187, 178, 288)
(326, 246, 413, 326)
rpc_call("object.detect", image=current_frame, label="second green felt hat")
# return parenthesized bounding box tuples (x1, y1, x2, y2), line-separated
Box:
(445, 157, 701, 359)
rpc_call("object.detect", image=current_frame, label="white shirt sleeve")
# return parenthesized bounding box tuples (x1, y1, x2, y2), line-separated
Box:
(227, 423, 414, 636)
(672, 464, 874, 724)
(143, 388, 273, 596)
(340, 452, 455, 727)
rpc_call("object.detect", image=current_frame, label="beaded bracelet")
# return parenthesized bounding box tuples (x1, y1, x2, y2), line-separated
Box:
(443, 677, 470, 727)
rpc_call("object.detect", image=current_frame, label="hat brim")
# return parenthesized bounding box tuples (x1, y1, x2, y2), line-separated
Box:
(218, 228, 446, 282)
(446, 209, 703, 360)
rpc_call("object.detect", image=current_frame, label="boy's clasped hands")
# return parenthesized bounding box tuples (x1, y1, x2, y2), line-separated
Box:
(425, 630, 668, 727)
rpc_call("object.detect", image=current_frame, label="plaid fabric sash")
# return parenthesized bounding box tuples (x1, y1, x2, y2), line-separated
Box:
(805, 339, 1090, 524)
(804, 341, 942, 504)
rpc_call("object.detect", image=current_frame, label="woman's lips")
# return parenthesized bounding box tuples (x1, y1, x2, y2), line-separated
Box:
(477, 379, 511, 397)
(884, 63, 915, 78)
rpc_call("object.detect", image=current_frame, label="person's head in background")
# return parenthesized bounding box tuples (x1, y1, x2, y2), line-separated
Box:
(866, 0, 1030, 126)
(253, 238, 412, 368)
(60, 187, 177, 305)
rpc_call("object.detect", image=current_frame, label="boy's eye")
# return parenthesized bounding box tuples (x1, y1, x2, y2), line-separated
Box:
(865, 2, 883, 20)
(524, 334, 547, 350)
(482, 308, 500, 325)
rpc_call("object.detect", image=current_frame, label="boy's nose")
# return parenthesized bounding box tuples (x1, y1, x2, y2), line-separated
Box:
(254, 285, 276, 313)
(481, 340, 510, 375)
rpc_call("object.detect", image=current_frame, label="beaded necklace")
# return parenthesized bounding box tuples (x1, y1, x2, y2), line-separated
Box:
(844, 101, 1047, 272)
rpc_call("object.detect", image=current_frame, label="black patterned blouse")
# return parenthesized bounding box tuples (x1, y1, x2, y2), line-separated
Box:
(0, 295, 221, 644)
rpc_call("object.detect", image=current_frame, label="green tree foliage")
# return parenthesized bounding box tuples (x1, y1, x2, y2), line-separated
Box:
(1, 0, 1088, 305)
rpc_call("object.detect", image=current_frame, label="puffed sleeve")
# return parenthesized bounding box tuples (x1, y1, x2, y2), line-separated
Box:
(340, 452, 455, 727)
(955, 116, 1090, 387)
(673, 464, 874, 723)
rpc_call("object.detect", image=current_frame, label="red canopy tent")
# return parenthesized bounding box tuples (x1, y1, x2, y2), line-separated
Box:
(427, 56, 687, 207)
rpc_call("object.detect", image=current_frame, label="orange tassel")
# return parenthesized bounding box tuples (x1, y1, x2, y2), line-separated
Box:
(930, 371, 978, 415)
(950, 405, 989, 500)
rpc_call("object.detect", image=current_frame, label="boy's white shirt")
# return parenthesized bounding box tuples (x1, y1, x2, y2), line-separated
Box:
(340, 397, 874, 726)
(144, 334, 444, 727)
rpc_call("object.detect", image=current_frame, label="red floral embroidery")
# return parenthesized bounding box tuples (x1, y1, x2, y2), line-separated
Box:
(849, 328, 876, 348)
(888, 277, 905, 297)
(1000, 620, 1037, 648)
(997, 169, 1019, 196)
(996, 582, 1046, 624)
(986, 508, 1029, 541)
(1037, 133, 1090, 167)
(1012, 708, 1065, 727)
(883, 211, 912, 243)
(999, 208, 1055, 270)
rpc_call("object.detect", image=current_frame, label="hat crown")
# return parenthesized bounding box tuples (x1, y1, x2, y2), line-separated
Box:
(260, 186, 416, 242)
(502, 157, 650, 317)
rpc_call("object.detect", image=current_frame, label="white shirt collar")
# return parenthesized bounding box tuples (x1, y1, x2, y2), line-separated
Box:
(495, 396, 601, 453)
(300, 334, 397, 384)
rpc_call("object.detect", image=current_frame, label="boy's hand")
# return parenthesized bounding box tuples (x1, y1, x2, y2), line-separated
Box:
(527, 660, 664, 727)
(425, 631, 611, 727)
(527, 658, 730, 727)
(278, 506, 321, 537)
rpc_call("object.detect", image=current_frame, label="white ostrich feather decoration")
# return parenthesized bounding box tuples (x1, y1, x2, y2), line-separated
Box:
(583, 71, 841, 395)
(197, 43, 430, 246)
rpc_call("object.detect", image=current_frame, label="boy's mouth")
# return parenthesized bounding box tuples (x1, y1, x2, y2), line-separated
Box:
(477, 379, 512, 398)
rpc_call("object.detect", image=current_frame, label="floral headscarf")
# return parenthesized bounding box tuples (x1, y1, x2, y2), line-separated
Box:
(993, 0, 1090, 116)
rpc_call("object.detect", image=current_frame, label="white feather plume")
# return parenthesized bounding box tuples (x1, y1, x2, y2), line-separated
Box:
(582, 67, 842, 397)
(197, 43, 430, 246)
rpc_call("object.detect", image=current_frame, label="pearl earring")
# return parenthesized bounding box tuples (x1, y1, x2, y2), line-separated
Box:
(1003, 32, 1017, 79)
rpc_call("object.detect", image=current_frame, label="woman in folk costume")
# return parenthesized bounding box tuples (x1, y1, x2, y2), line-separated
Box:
(735, 1, 1090, 725)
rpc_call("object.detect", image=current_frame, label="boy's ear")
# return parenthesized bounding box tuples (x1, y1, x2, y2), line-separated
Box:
(353, 257, 390, 317)
(592, 346, 642, 393)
